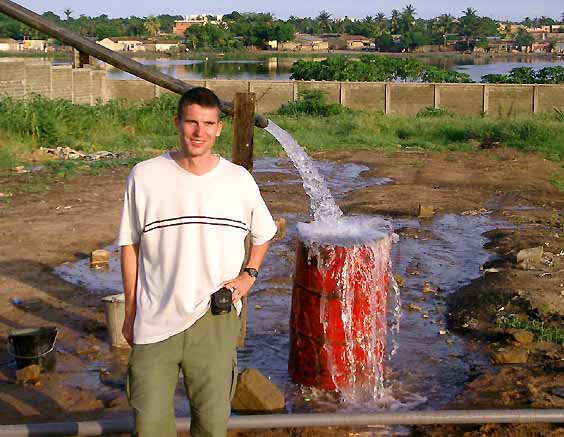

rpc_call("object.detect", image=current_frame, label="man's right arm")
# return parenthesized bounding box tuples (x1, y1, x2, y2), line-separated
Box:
(121, 244, 139, 346)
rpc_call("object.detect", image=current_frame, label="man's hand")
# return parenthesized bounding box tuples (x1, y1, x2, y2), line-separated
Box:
(223, 272, 256, 303)
(122, 315, 135, 346)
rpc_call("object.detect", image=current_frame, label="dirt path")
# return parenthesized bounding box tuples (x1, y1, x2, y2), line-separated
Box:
(1, 149, 563, 435)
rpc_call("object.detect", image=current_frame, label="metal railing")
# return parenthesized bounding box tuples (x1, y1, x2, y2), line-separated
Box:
(0, 410, 563, 436)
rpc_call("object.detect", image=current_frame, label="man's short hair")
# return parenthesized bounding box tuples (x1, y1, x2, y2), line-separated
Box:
(177, 87, 221, 120)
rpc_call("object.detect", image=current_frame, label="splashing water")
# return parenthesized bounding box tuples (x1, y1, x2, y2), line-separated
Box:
(295, 218, 398, 403)
(265, 120, 401, 404)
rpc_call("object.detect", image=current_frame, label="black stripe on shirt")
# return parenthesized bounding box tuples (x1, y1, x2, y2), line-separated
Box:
(143, 221, 249, 234)
(145, 215, 246, 230)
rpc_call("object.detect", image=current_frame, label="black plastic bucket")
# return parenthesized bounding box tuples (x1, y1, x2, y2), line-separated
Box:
(8, 327, 58, 371)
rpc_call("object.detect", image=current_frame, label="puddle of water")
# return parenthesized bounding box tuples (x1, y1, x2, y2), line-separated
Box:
(254, 157, 393, 199)
(53, 157, 504, 416)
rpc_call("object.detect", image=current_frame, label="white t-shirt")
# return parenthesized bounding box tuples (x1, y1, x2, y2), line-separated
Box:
(117, 153, 277, 344)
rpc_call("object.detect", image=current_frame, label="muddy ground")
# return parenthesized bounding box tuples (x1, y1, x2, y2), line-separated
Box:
(0, 148, 563, 436)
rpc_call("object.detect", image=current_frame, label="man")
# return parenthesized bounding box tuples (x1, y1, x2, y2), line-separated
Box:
(117, 87, 277, 436)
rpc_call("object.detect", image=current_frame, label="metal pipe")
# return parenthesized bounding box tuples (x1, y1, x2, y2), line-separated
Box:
(0, 410, 563, 436)
(0, 0, 269, 128)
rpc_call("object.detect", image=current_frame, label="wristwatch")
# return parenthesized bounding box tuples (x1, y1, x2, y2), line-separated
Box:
(244, 267, 259, 279)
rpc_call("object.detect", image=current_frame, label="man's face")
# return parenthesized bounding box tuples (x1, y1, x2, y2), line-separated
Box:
(175, 103, 222, 158)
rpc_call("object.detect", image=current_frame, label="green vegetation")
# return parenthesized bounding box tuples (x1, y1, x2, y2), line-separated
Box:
(291, 57, 564, 84)
(551, 171, 564, 193)
(291, 55, 472, 83)
(1, 94, 563, 173)
(496, 314, 564, 346)
(482, 66, 564, 84)
(278, 90, 348, 117)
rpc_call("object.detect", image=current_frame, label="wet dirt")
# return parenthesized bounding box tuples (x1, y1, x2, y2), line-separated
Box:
(1, 148, 563, 435)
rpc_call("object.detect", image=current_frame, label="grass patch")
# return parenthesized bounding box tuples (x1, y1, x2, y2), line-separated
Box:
(0, 94, 563, 168)
(496, 314, 564, 346)
(550, 168, 564, 193)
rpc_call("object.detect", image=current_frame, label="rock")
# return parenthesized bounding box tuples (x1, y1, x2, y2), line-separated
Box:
(90, 249, 110, 269)
(396, 227, 419, 238)
(16, 364, 41, 383)
(516, 246, 543, 270)
(231, 368, 285, 412)
(422, 282, 435, 294)
(551, 388, 564, 399)
(505, 328, 534, 346)
(393, 275, 405, 288)
(418, 204, 434, 218)
(491, 347, 529, 365)
(273, 217, 286, 240)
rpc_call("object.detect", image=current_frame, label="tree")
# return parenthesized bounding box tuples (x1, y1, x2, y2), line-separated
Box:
(63, 8, 73, 20)
(316, 10, 332, 33)
(460, 7, 479, 38)
(432, 14, 454, 45)
(144, 15, 161, 38)
(390, 9, 400, 34)
(400, 5, 416, 33)
(515, 28, 534, 51)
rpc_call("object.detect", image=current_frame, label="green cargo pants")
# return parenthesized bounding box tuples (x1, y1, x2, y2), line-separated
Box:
(127, 307, 240, 437)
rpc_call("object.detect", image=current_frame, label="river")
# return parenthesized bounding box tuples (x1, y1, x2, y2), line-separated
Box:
(101, 54, 564, 83)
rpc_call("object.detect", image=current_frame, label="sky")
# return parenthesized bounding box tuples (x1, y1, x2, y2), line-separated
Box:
(14, 0, 564, 22)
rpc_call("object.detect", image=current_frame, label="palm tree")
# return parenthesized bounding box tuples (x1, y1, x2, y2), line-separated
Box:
(63, 8, 73, 20)
(460, 7, 479, 39)
(400, 5, 416, 33)
(375, 12, 386, 23)
(316, 10, 332, 34)
(144, 15, 161, 38)
(433, 14, 454, 46)
(390, 9, 400, 34)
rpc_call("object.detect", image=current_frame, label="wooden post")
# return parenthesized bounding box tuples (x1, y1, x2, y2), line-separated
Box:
(385, 83, 391, 114)
(433, 84, 441, 109)
(73, 48, 90, 68)
(232, 92, 256, 347)
(532, 85, 539, 114)
(232, 92, 256, 172)
(483, 84, 490, 116)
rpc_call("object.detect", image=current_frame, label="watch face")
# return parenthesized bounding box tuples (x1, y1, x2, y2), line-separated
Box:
(245, 268, 259, 278)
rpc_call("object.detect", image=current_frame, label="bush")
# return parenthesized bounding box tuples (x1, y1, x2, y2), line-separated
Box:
(416, 107, 452, 118)
(277, 90, 347, 117)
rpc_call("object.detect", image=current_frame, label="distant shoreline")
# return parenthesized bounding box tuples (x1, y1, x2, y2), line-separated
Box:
(1, 49, 561, 63)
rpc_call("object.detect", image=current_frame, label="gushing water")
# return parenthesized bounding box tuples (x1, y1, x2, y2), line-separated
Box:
(265, 121, 343, 223)
(265, 120, 401, 404)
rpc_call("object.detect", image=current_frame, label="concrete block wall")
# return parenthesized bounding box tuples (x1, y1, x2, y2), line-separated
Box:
(24, 64, 51, 98)
(0, 62, 25, 99)
(1, 60, 564, 117)
(51, 66, 73, 100)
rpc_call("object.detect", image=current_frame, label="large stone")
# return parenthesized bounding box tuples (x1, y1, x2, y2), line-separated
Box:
(418, 204, 434, 218)
(491, 347, 529, 365)
(16, 364, 41, 383)
(516, 246, 543, 270)
(90, 249, 110, 269)
(505, 328, 535, 346)
(274, 217, 286, 240)
(231, 368, 285, 412)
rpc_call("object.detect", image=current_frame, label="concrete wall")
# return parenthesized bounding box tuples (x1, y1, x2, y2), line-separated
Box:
(0, 62, 25, 99)
(2, 61, 564, 116)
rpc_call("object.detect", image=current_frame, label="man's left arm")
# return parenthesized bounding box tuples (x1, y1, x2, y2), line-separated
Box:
(223, 239, 271, 303)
